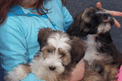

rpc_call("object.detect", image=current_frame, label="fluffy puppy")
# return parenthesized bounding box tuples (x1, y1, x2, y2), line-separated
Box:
(4, 28, 86, 81)
(67, 6, 121, 81)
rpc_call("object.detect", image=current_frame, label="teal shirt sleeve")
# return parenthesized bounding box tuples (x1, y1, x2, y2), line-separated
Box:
(21, 74, 44, 81)
(62, 6, 74, 32)
(56, 0, 74, 32)
(0, 17, 44, 81)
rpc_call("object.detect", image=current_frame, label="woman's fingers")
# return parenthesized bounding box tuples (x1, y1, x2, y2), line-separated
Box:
(108, 11, 122, 17)
(96, 2, 102, 10)
(96, 2, 121, 28)
(96, 2, 122, 16)
(113, 18, 121, 28)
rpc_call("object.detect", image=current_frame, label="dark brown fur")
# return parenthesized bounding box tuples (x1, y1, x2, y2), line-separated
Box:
(81, 60, 105, 81)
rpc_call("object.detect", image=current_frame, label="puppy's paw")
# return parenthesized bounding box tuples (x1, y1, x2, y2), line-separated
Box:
(4, 64, 31, 81)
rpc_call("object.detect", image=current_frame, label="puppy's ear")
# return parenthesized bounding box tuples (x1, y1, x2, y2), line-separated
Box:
(67, 12, 83, 36)
(82, 6, 95, 19)
(70, 37, 86, 64)
(38, 28, 53, 46)
(74, 12, 83, 25)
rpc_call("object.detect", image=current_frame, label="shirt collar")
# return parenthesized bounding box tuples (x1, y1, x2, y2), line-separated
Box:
(8, 5, 38, 16)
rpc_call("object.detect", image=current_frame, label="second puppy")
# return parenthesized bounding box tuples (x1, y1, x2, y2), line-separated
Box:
(67, 6, 121, 81)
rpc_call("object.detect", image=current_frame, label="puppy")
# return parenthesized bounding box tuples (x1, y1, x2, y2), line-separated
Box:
(4, 28, 86, 81)
(67, 6, 121, 81)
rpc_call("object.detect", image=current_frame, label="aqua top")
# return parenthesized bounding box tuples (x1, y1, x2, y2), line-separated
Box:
(0, 0, 73, 81)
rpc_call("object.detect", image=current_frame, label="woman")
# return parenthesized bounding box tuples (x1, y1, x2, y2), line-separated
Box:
(0, 0, 84, 81)
(0, 0, 121, 81)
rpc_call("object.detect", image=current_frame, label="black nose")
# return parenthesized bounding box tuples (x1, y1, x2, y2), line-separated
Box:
(49, 66, 56, 70)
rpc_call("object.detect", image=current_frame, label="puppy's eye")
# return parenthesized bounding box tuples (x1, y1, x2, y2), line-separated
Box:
(89, 13, 94, 16)
(47, 49, 52, 53)
(60, 53, 65, 57)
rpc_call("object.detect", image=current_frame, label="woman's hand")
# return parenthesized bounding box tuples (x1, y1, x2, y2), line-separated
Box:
(96, 2, 122, 28)
(68, 59, 85, 81)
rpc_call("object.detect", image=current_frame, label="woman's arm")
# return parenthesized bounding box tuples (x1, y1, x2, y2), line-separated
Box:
(0, 17, 43, 81)
(56, 0, 74, 32)
(68, 59, 85, 81)
(61, 5, 74, 32)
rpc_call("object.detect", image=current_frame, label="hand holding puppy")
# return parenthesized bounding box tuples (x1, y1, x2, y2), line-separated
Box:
(96, 2, 122, 28)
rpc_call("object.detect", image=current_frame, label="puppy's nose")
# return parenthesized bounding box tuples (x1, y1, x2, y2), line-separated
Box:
(49, 66, 56, 70)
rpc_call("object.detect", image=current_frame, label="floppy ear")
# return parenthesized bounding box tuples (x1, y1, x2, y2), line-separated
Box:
(67, 12, 83, 36)
(38, 28, 53, 46)
(70, 36, 86, 64)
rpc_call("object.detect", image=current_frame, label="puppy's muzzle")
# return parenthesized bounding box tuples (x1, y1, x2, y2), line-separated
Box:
(49, 66, 56, 71)
(95, 11, 114, 25)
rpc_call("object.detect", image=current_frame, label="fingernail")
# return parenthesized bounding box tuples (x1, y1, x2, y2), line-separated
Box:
(104, 20, 109, 22)
(120, 13, 122, 15)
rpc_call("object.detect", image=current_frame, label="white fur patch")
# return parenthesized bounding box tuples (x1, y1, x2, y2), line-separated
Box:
(97, 23, 111, 34)
(31, 52, 65, 81)
(83, 35, 103, 65)
(47, 33, 71, 51)
(96, 11, 109, 14)
(4, 65, 28, 81)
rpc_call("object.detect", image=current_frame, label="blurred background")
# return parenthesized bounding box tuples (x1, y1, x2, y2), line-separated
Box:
(66, 0, 122, 53)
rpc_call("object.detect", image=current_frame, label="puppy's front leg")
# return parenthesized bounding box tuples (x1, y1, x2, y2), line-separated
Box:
(4, 64, 31, 81)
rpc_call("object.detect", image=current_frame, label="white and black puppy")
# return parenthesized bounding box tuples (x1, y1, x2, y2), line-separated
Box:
(67, 6, 121, 81)
(4, 28, 86, 81)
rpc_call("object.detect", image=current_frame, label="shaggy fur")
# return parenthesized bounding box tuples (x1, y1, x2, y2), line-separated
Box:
(4, 28, 86, 81)
(81, 60, 105, 81)
(67, 6, 121, 81)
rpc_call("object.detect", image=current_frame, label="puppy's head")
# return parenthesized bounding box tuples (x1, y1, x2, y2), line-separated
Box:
(67, 6, 114, 37)
(37, 28, 85, 75)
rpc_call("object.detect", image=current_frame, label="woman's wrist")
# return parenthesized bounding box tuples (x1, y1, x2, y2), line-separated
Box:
(68, 59, 85, 81)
